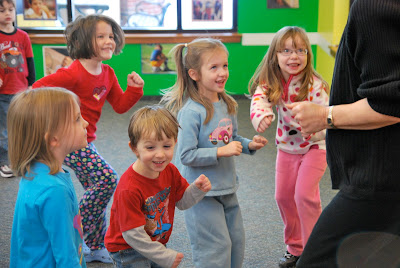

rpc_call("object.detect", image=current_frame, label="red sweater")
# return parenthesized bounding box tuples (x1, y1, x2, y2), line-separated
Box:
(33, 60, 143, 142)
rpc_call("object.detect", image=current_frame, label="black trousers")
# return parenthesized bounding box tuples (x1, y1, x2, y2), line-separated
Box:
(297, 191, 400, 268)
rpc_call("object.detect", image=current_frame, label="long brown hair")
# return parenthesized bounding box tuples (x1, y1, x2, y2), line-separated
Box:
(248, 26, 329, 105)
(160, 38, 237, 124)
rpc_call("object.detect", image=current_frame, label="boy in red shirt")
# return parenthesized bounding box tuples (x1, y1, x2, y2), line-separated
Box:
(105, 105, 211, 268)
(0, 0, 35, 178)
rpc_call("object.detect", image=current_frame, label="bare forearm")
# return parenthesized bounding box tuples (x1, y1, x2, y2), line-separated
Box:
(288, 98, 400, 136)
(331, 99, 400, 130)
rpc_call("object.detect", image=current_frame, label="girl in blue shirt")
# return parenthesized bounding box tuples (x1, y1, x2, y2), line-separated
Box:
(9, 87, 88, 267)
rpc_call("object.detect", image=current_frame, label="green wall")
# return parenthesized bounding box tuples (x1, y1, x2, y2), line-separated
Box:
(238, 0, 319, 33)
(32, 0, 320, 96)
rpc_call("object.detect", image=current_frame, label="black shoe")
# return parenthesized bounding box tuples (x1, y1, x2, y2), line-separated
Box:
(279, 251, 300, 268)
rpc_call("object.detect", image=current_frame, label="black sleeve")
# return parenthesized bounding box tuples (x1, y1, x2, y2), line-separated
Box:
(350, 0, 400, 117)
(26, 57, 36, 86)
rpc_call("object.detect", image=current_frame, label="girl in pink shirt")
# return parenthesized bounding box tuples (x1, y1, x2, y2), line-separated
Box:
(248, 26, 329, 268)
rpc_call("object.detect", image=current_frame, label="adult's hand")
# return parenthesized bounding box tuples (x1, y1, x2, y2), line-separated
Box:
(286, 102, 328, 137)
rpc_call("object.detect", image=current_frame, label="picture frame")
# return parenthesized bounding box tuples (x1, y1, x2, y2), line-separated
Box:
(43, 46, 73, 76)
(182, 0, 233, 30)
(141, 43, 176, 74)
(120, 0, 177, 30)
(23, 0, 57, 20)
(267, 0, 299, 9)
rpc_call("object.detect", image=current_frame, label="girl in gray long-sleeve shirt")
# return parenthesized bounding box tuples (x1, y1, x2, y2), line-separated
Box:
(161, 38, 268, 268)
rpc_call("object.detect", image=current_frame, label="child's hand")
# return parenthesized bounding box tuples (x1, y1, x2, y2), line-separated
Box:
(249, 135, 268, 150)
(257, 115, 273, 133)
(194, 174, 211, 192)
(217, 141, 243, 157)
(41, 5, 54, 19)
(127, 71, 144, 88)
(41, 5, 49, 12)
(171, 252, 184, 268)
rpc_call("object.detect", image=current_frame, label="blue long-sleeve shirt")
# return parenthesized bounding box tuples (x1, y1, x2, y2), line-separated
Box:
(174, 98, 254, 196)
(10, 162, 86, 267)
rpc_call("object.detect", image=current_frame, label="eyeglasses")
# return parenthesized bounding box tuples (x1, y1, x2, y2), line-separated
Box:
(278, 48, 308, 56)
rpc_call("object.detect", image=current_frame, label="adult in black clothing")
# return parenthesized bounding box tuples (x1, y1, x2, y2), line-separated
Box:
(287, 0, 400, 267)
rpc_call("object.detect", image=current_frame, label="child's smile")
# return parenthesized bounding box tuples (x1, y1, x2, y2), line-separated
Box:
(132, 132, 176, 179)
(192, 48, 229, 102)
(277, 37, 308, 81)
(94, 21, 116, 61)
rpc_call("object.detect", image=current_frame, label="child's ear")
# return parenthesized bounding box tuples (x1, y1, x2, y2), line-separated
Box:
(128, 141, 139, 157)
(45, 132, 60, 148)
(128, 141, 134, 151)
(188, 69, 199, 81)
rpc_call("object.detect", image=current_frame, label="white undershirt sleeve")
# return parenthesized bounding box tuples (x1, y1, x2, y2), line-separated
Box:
(176, 183, 206, 210)
(122, 226, 177, 268)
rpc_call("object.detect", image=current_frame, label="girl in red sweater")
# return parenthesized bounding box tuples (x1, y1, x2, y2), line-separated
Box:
(33, 14, 144, 263)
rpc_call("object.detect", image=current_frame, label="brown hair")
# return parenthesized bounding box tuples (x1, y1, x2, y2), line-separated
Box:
(128, 105, 180, 148)
(7, 87, 79, 177)
(248, 26, 329, 105)
(160, 38, 237, 124)
(65, 14, 124, 60)
(0, 0, 15, 7)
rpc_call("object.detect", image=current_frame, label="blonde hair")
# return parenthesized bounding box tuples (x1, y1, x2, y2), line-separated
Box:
(7, 87, 80, 177)
(160, 38, 237, 124)
(248, 26, 329, 105)
(128, 105, 180, 148)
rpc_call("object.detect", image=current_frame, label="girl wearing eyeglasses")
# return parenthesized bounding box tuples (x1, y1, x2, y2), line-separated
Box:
(248, 26, 329, 268)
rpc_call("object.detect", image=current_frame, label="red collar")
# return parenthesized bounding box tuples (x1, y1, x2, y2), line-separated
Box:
(281, 72, 302, 102)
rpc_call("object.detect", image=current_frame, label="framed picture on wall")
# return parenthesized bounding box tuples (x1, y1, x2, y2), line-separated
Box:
(43, 46, 73, 76)
(182, 0, 233, 30)
(267, 0, 299, 9)
(141, 43, 176, 74)
(23, 0, 57, 20)
(192, 0, 223, 21)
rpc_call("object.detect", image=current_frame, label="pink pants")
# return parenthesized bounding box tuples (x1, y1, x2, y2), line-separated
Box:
(275, 148, 327, 257)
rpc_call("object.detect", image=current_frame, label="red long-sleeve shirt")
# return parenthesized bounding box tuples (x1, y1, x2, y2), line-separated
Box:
(0, 28, 35, 94)
(33, 60, 143, 142)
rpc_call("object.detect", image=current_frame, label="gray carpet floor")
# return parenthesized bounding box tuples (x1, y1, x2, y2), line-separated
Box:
(0, 97, 337, 267)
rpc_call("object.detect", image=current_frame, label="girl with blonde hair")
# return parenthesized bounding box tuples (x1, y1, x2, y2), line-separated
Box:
(249, 26, 329, 268)
(161, 38, 268, 267)
(9, 87, 88, 267)
(33, 14, 144, 263)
